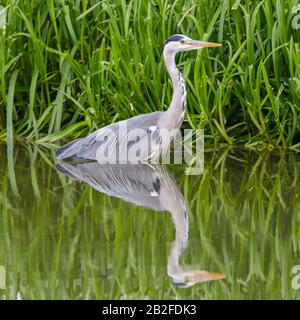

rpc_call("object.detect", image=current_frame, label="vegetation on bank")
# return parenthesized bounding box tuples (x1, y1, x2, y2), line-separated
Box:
(0, 0, 299, 148)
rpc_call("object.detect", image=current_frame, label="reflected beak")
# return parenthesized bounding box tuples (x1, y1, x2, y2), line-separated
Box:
(186, 271, 225, 283)
(171, 271, 225, 288)
(187, 40, 222, 48)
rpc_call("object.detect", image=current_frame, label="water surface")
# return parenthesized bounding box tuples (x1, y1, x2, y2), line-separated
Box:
(0, 145, 299, 299)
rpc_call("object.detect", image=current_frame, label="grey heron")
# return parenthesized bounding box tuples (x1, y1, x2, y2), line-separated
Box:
(56, 35, 221, 162)
(57, 161, 225, 287)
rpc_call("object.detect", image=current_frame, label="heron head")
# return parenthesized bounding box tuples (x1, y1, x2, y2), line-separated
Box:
(163, 34, 222, 54)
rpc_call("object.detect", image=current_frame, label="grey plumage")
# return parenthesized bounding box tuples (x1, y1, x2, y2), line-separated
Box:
(56, 161, 177, 211)
(56, 112, 163, 161)
(56, 34, 221, 162)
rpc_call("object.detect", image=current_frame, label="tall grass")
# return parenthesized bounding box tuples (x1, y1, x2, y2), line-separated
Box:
(0, 0, 299, 147)
(0, 145, 300, 299)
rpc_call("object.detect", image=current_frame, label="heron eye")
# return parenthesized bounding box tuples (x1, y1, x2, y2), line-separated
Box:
(180, 39, 185, 44)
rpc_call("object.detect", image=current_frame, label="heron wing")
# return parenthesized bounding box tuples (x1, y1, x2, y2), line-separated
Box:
(56, 161, 166, 210)
(56, 111, 163, 161)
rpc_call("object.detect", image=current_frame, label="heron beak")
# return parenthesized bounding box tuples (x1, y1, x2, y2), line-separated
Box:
(185, 271, 225, 283)
(187, 40, 222, 48)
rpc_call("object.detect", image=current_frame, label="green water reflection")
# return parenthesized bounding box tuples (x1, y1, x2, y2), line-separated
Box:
(0, 145, 300, 299)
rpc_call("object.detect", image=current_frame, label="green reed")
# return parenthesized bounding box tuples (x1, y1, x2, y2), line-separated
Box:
(0, 0, 299, 147)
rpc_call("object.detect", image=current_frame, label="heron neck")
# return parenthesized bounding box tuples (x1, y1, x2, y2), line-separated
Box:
(167, 206, 189, 276)
(163, 50, 187, 127)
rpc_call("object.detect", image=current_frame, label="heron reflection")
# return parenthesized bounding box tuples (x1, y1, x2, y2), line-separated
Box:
(57, 161, 224, 287)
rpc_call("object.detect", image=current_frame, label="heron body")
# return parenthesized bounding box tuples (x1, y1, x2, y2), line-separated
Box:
(56, 35, 221, 162)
